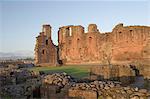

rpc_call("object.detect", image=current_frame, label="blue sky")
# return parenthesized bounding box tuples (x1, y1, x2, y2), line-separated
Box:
(0, 0, 150, 53)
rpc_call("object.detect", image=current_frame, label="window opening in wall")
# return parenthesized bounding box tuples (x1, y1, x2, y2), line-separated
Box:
(46, 40, 48, 45)
(118, 32, 122, 39)
(89, 37, 92, 42)
(69, 27, 72, 36)
(42, 50, 45, 54)
(77, 38, 80, 43)
(130, 30, 133, 36)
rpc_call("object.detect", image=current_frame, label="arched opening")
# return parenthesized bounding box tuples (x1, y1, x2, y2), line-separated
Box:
(69, 27, 72, 36)
(130, 30, 134, 38)
(42, 50, 45, 54)
(134, 69, 140, 76)
(130, 65, 140, 76)
(89, 37, 92, 42)
(119, 32, 122, 39)
(77, 38, 80, 43)
(46, 39, 48, 45)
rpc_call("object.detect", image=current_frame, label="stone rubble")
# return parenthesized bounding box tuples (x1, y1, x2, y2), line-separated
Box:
(0, 69, 150, 99)
(40, 73, 150, 99)
(42, 72, 74, 88)
(0, 67, 41, 98)
(69, 80, 150, 99)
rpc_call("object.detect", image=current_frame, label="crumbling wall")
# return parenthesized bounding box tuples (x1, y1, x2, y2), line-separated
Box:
(58, 23, 150, 65)
(35, 23, 150, 66)
(112, 24, 150, 63)
(58, 24, 112, 64)
(91, 65, 135, 84)
(34, 25, 57, 66)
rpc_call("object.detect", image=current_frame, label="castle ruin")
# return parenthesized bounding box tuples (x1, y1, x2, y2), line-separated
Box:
(34, 23, 150, 66)
(34, 25, 57, 66)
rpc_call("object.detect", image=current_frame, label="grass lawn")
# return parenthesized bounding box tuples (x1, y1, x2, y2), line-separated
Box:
(29, 65, 93, 79)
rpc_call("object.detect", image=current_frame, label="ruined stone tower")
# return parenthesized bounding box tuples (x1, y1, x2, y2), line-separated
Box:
(34, 25, 57, 66)
(35, 23, 150, 66)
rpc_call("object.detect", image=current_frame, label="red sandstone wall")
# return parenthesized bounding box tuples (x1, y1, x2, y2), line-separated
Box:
(35, 25, 57, 66)
(58, 23, 150, 65)
(35, 23, 150, 66)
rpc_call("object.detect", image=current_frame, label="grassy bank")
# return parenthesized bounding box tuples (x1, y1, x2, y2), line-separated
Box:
(29, 65, 93, 79)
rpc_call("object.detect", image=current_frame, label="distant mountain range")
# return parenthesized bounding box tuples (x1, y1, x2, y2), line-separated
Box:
(0, 50, 34, 60)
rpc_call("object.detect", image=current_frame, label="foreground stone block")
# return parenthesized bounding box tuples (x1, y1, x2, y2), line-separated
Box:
(69, 89, 97, 99)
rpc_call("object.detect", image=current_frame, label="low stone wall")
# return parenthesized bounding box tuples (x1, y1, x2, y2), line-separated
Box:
(41, 73, 150, 99)
(69, 81, 150, 99)
(91, 65, 135, 78)
(91, 65, 136, 84)
(138, 65, 150, 79)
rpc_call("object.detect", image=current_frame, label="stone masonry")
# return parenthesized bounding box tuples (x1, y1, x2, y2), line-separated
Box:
(35, 25, 58, 66)
(40, 73, 150, 99)
(35, 23, 150, 65)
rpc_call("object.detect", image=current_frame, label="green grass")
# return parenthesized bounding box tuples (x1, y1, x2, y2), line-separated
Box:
(29, 65, 93, 79)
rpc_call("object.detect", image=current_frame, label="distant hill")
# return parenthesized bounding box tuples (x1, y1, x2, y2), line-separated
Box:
(0, 50, 34, 60)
